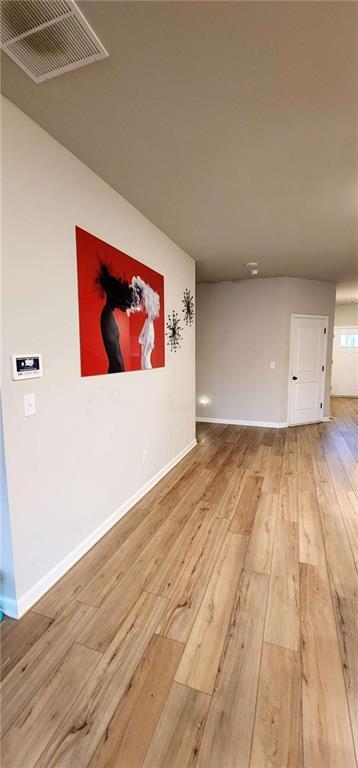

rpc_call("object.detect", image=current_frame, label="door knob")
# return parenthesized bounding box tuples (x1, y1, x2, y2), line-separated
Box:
(292, 376, 298, 380)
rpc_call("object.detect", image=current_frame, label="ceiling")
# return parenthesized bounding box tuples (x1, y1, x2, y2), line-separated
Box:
(1, 1, 357, 284)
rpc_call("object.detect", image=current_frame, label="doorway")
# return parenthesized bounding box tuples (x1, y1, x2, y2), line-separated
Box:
(332, 326, 358, 397)
(288, 314, 328, 426)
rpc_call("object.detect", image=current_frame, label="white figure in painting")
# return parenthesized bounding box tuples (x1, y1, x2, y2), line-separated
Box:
(131, 276, 160, 369)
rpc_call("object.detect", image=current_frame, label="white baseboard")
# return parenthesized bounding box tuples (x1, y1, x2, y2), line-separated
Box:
(332, 392, 358, 398)
(2, 438, 197, 620)
(196, 416, 288, 429)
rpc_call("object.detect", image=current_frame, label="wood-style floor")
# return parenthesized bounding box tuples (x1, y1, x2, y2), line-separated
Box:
(1, 397, 357, 767)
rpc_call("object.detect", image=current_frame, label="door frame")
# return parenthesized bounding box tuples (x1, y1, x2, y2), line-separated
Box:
(287, 313, 329, 427)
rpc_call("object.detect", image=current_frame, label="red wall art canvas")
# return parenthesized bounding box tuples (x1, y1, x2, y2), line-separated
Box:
(76, 227, 165, 376)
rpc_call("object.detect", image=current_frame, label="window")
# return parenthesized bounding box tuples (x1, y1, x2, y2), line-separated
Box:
(340, 333, 358, 348)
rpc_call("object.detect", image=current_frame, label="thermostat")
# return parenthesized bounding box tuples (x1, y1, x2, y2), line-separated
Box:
(12, 354, 43, 380)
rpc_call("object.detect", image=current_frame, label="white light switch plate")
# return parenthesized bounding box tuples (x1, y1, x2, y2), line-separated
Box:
(24, 393, 36, 416)
(270, 361, 276, 369)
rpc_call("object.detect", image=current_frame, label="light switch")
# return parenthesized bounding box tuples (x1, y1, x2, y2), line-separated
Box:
(270, 361, 276, 369)
(24, 393, 36, 417)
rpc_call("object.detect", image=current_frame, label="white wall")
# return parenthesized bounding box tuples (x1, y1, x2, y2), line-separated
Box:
(196, 277, 335, 425)
(332, 304, 358, 396)
(334, 303, 358, 327)
(1, 97, 196, 617)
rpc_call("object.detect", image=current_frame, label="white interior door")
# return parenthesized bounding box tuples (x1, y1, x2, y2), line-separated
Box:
(332, 326, 358, 396)
(288, 315, 328, 426)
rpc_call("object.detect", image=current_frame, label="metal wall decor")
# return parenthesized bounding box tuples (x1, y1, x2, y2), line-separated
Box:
(166, 310, 183, 351)
(182, 288, 195, 326)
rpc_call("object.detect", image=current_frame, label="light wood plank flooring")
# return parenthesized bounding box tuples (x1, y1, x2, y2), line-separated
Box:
(1, 396, 357, 767)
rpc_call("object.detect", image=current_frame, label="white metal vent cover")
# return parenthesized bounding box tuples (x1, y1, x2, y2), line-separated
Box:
(0, 0, 108, 83)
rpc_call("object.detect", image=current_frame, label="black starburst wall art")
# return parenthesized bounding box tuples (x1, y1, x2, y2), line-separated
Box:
(182, 288, 195, 326)
(166, 310, 183, 351)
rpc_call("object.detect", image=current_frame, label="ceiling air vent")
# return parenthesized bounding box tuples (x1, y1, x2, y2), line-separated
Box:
(0, 0, 108, 83)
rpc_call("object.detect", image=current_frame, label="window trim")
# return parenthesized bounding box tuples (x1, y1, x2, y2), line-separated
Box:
(334, 325, 358, 350)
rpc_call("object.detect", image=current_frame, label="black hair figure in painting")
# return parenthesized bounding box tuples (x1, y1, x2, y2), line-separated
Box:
(95, 262, 141, 373)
